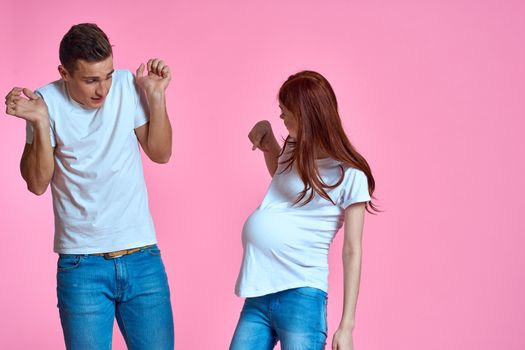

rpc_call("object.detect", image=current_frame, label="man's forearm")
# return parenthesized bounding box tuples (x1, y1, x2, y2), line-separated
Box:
(146, 92, 172, 163)
(21, 120, 54, 195)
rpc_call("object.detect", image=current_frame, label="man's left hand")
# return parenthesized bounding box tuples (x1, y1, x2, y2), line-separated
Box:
(135, 58, 171, 96)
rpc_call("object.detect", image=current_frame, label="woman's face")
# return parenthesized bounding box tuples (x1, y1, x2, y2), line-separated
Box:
(279, 102, 298, 138)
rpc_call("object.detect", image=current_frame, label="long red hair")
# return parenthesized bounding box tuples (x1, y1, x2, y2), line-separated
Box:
(278, 70, 378, 213)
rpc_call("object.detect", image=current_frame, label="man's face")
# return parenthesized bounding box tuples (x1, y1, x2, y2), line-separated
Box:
(59, 56, 114, 109)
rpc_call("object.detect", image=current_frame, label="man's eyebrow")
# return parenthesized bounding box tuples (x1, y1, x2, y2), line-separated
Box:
(82, 70, 115, 79)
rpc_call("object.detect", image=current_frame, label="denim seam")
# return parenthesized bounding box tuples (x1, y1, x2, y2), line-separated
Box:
(146, 248, 161, 256)
(57, 255, 85, 272)
(116, 306, 131, 348)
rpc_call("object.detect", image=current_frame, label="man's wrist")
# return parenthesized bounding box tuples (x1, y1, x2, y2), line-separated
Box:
(32, 115, 51, 130)
(145, 90, 166, 103)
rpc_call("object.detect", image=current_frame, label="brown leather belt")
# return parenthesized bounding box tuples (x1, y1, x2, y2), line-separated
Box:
(92, 244, 155, 259)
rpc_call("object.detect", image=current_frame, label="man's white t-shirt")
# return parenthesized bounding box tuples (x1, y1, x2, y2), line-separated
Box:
(235, 153, 371, 297)
(26, 69, 157, 254)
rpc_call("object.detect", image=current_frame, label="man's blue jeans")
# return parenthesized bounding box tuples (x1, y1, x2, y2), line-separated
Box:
(230, 287, 328, 350)
(56, 245, 174, 350)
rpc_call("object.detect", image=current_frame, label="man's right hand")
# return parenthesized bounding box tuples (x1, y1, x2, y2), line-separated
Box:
(5, 87, 49, 125)
(248, 120, 277, 153)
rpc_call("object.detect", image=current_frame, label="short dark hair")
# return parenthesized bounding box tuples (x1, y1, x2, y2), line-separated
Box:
(59, 23, 113, 74)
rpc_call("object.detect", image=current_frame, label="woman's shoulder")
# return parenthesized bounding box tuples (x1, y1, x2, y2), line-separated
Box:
(339, 167, 369, 199)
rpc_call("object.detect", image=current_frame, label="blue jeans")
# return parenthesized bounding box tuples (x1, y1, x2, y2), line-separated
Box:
(230, 287, 328, 350)
(56, 245, 174, 350)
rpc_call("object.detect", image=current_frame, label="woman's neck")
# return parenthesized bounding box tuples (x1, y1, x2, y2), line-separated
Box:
(315, 148, 329, 159)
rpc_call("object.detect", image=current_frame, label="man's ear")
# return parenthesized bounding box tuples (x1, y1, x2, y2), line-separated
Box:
(58, 65, 70, 81)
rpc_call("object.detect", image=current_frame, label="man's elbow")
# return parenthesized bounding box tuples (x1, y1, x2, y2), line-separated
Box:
(151, 152, 171, 164)
(154, 156, 171, 164)
(27, 183, 48, 196)
(24, 176, 52, 196)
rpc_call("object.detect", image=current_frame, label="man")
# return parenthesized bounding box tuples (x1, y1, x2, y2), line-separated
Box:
(5, 23, 174, 349)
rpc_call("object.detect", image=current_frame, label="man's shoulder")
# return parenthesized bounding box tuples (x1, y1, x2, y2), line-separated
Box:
(113, 69, 134, 82)
(36, 79, 65, 100)
(111, 69, 137, 95)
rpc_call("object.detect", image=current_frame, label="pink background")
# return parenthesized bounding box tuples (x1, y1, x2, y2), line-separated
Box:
(1, 0, 524, 349)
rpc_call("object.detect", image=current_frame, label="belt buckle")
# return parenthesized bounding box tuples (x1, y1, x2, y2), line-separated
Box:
(103, 251, 125, 259)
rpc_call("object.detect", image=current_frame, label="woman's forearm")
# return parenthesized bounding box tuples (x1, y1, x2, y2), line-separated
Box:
(339, 247, 362, 329)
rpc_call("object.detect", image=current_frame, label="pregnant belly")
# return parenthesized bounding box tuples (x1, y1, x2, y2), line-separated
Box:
(242, 209, 308, 252)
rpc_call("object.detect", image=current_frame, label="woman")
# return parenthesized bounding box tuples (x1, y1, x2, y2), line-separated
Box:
(230, 71, 377, 350)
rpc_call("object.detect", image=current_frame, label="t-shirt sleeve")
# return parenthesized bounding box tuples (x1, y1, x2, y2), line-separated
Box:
(25, 90, 56, 147)
(128, 71, 149, 128)
(340, 168, 371, 209)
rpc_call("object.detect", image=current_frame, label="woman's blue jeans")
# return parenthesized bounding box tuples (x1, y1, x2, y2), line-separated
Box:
(230, 287, 328, 350)
(56, 245, 174, 350)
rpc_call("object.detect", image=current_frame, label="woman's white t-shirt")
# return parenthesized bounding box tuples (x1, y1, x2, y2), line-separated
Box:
(235, 153, 370, 297)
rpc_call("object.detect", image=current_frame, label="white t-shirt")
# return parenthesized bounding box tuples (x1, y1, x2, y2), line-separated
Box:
(26, 69, 157, 254)
(235, 153, 371, 297)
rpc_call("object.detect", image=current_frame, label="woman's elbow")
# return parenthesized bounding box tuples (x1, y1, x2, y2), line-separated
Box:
(342, 243, 362, 257)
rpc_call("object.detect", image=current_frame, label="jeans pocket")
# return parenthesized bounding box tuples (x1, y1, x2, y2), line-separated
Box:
(145, 245, 161, 256)
(57, 255, 84, 272)
(293, 287, 327, 300)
